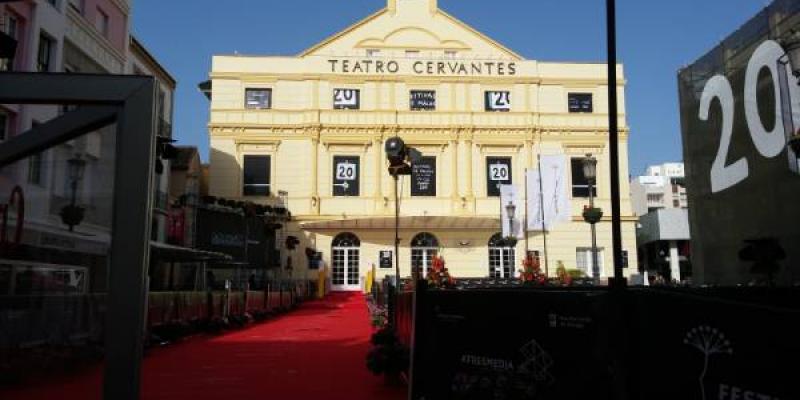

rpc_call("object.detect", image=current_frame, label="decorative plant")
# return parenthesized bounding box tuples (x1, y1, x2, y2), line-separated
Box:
(519, 253, 547, 285)
(426, 255, 454, 289)
(366, 327, 410, 380)
(556, 262, 573, 286)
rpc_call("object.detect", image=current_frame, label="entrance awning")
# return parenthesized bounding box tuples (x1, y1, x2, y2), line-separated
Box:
(299, 216, 500, 232)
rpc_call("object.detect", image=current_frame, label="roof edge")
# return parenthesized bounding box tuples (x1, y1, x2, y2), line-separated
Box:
(299, 7, 389, 57)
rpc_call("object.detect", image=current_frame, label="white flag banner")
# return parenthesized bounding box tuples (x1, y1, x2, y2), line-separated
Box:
(500, 184, 524, 239)
(527, 155, 571, 231)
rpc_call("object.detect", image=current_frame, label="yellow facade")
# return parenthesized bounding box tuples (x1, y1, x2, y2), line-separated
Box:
(207, 0, 638, 289)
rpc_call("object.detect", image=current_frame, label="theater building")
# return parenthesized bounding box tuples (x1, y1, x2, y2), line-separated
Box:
(206, 0, 638, 290)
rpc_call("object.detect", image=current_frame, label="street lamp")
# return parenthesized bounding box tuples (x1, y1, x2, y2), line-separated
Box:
(505, 201, 517, 248)
(581, 154, 601, 281)
(60, 155, 87, 232)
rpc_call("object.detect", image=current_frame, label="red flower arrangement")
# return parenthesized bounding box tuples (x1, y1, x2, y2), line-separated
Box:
(519, 253, 547, 285)
(426, 255, 454, 289)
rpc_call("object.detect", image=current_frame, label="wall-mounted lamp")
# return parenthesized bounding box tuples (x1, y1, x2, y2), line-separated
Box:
(458, 240, 471, 247)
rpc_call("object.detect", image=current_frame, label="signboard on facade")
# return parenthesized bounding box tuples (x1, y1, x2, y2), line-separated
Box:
(195, 208, 268, 269)
(410, 90, 436, 110)
(379, 250, 393, 269)
(326, 59, 517, 76)
(486, 157, 512, 196)
(678, 2, 800, 285)
(485, 91, 511, 112)
(411, 156, 436, 196)
(333, 156, 360, 196)
(333, 89, 360, 110)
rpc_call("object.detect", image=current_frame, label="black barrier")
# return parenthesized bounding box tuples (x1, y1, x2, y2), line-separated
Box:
(408, 287, 800, 400)
(410, 286, 617, 400)
(628, 289, 799, 400)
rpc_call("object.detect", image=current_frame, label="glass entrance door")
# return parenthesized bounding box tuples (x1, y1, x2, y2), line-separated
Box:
(332, 248, 360, 291)
(488, 233, 515, 278)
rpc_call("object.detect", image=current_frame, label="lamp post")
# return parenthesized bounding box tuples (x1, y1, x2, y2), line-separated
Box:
(60, 155, 86, 232)
(505, 201, 516, 278)
(582, 154, 600, 281)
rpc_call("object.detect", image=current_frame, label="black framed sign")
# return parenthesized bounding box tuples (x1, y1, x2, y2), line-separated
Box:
(568, 93, 593, 113)
(486, 157, 512, 197)
(333, 156, 360, 196)
(379, 251, 393, 269)
(333, 88, 360, 110)
(485, 91, 511, 112)
(411, 156, 437, 196)
(410, 90, 436, 111)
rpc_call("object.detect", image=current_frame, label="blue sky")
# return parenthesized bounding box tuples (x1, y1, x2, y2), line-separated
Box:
(132, 0, 765, 175)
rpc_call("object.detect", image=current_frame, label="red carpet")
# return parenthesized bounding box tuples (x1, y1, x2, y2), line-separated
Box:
(1, 292, 407, 400)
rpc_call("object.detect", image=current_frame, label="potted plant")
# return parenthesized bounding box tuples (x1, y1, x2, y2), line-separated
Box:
(519, 253, 546, 285)
(366, 327, 409, 385)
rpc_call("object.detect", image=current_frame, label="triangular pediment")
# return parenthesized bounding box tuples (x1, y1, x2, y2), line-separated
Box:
(301, 0, 521, 60)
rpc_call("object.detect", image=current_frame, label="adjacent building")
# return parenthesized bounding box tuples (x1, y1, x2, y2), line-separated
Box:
(630, 162, 690, 283)
(205, 0, 639, 290)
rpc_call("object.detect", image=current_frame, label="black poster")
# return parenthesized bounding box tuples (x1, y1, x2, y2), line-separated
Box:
(568, 93, 593, 113)
(678, 3, 800, 285)
(333, 156, 360, 196)
(412, 156, 436, 196)
(486, 157, 512, 197)
(379, 251, 393, 269)
(195, 208, 267, 269)
(410, 90, 436, 111)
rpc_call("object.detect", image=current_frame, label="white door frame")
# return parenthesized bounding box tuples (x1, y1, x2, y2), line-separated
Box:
(489, 246, 515, 278)
(331, 246, 360, 291)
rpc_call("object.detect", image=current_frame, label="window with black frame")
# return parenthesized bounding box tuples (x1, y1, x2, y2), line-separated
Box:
(245, 88, 271, 109)
(568, 93, 593, 113)
(242, 155, 270, 196)
(333, 156, 359, 196)
(570, 157, 596, 198)
(37, 33, 54, 72)
(486, 157, 512, 197)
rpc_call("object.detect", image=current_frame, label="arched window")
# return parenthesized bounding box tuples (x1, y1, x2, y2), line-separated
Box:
(331, 233, 360, 290)
(332, 232, 360, 248)
(411, 232, 439, 276)
(488, 233, 515, 278)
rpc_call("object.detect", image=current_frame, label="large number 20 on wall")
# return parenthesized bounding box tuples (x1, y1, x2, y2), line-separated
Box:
(679, 38, 800, 285)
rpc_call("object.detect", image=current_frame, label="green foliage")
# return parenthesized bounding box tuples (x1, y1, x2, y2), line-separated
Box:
(566, 269, 585, 279)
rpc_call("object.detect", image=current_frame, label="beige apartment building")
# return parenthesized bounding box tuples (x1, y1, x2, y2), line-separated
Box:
(206, 0, 638, 290)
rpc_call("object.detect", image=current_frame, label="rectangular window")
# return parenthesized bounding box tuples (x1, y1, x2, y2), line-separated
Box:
(0, 112, 7, 141)
(571, 158, 596, 198)
(576, 247, 604, 277)
(242, 155, 270, 196)
(245, 88, 271, 109)
(96, 8, 109, 37)
(405, 50, 420, 58)
(486, 157, 512, 197)
(485, 91, 511, 112)
(37, 33, 54, 72)
(673, 200, 680, 208)
(333, 89, 360, 110)
(5, 14, 18, 39)
(28, 152, 43, 185)
(366, 49, 380, 57)
(622, 250, 629, 268)
(47, 0, 58, 8)
(333, 156, 360, 196)
(568, 93, 593, 113)
(411, 156, 436, 196)
(409, 90, 436, 111)
(444, 50, 457, 58)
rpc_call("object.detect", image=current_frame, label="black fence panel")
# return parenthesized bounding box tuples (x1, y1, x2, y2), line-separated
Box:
(411, 288, 616, 400)
(628, 289, 800, 400)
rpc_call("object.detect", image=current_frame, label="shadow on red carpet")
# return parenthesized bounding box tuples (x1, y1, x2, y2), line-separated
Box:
(0, 292, 407, 400)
